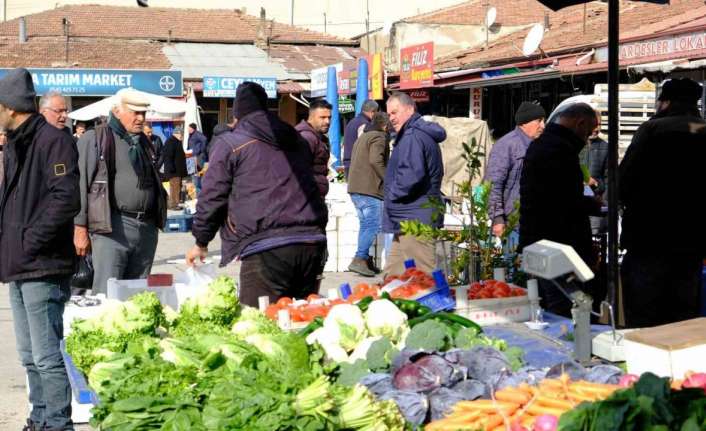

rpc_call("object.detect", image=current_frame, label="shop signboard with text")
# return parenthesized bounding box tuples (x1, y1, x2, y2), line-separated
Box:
(0, 68, 183, 96)
(399, 42, 434, 90)
(202, 76, 277, 98)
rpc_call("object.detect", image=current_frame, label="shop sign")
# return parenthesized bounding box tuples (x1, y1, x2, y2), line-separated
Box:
(0, 68, 183, 96)
(310, 63, 343, 98)
(408, 89, 430, 102)
(202, 76, 277, 98)
(338, 70, 351, 96)
(338, 96, 355, 114)
(594, 30, 706, 63)
(470, 87, 483, 119)
(399, 42, 434, 90)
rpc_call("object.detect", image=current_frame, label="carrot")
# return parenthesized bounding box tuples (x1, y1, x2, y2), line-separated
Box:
(481, 414, 504, 430)
(567, 391, 598, 403)
(526, 404, 567, 418)
(454, 400, 520, 411)
(536, 395, 575, 410)
(445, 410, 482, 422)
(495, 389, 531, 404)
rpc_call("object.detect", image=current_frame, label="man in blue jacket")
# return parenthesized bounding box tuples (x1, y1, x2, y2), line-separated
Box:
(0, 68, 80, 431)
(188, 122, 208, 195)
(485, 102, 545, 241)
(383, 92, 445, 276)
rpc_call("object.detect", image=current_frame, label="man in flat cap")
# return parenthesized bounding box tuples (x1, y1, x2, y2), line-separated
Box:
(74, 88, 167, 294)
(485, 101, 546, 247)
(0, 68, 79, 431)
(620, 77, 706, 328)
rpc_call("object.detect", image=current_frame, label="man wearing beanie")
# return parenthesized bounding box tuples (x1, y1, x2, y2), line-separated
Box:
(485, 101, 545, 246)
(620, 77, 706, 327)
(0, 68, 80, 431)
(187, 82, 328, 306)
(74, 88, 167, 295)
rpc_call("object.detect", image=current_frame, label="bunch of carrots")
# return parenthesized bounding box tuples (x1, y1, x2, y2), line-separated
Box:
(426, 374, 621, 431)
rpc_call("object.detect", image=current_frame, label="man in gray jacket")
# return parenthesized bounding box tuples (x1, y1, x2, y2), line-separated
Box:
(485, 102, 545, 242)
(73, 89, 167, 294)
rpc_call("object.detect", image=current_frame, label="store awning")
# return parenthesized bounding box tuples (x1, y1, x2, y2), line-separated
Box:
(628, 58, 706, 73)
(452, 68, 561, 89)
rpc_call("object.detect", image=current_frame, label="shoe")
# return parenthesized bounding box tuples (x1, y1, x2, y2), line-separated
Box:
(366, 256, 382, 274)
(348, 258, 375, 277)
(22, 419, 39, 431)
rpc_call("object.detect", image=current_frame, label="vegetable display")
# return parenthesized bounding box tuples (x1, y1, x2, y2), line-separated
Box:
(462, 280, 527, 300)
(66, 279, 407, 430)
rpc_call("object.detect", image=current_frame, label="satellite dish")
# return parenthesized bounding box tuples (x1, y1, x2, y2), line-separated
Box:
(137, 0, 149, 6)
(485, 7, 497, 28)
(522, 23, 545, 56)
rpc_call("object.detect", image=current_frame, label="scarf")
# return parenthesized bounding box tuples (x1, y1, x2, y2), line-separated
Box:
(108, 113, 154, 190)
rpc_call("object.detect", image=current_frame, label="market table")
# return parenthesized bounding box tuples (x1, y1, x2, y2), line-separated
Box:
(482, 312, 613, 368)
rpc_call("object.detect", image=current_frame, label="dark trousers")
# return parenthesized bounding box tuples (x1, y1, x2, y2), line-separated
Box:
(239, 242, 327, 307)
(622, 252, 703, 328)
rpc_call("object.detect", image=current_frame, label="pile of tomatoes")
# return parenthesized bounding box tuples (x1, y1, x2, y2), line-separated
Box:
(457, 280, 527, 300)
(383, 267, 437, 299)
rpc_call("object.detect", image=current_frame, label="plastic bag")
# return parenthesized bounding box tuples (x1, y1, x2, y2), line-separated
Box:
(71, 255, 94, 294)
(175, 264, 216, 306)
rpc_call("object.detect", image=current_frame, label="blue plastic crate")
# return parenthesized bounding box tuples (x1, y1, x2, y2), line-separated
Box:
(415, 269, 456, 312)
(163, 214, 193, 233)
(61, 340, 99, 405)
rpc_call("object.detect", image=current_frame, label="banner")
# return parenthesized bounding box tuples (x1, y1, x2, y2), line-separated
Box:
(346, 53, 385, 100)
(399, 42, 434, 90)
(470, 87, 483, 119)
(0, 68, 183, 96)
(311, 63, 343, 98)
(202, 76, 277, 98)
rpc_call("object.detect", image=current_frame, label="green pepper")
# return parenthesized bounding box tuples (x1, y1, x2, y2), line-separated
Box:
(409, 312, 483, 334)
(356, 296, 375, 312)
(298, 317, 324, 337)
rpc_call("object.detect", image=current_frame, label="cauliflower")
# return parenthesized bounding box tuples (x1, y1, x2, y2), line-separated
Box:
(364, 299, 409, 343)
(348, 336, 383, 363)
(323, 303, 367, 352)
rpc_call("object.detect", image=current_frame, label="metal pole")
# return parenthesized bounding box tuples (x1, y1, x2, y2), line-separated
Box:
(366, 0, 370, 52)
(607, 0, 620, 311)
(290, 0, 294, 25)
(3, 0, 6, 22)
(323, 12, 326, 34)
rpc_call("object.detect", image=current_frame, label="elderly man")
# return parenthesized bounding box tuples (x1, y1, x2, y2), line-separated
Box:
(39, 90, 70, 133)
(187, 82, 327, 306)
(343, 99, 378, 178)
(0, 68, 80, 431)
(74, 88, 167, 294)
(620, 78, 706, 327)
(486, 102, 545, 240)
(383, 92, 445, 276)
(296, 99, 332, 199)
(519, 103, 601, 316)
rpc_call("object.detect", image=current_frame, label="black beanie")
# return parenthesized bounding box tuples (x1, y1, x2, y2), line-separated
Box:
(0, 68, 36, 112)
(233, 82, 268, 119)
(515, 102, 546, 125)
(658, 78, 702, 105)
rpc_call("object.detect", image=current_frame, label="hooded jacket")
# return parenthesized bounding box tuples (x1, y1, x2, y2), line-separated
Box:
(343, 113, 371, 176)
(519, 123, 602, 265)
(295, 120, 330, 199)
(192, 110, 328, 265)
(383, 113, 446, 233)
(0, 114, 80, 282)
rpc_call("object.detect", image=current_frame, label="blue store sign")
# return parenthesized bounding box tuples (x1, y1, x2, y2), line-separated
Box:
(202, 76, 277, 98)
(0, 68, 183, 96)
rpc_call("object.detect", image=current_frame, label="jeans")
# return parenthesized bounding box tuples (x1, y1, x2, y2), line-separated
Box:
(192, 174, 201, 196)
(9, 277, 73, 430)
(91, 212, 159, 294)
(350, 194, 382, 260)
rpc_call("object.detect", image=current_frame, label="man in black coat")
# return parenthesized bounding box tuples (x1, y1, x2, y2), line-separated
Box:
(620, 78, 706, 328)
(158, 127, 188, 210)
(519, 102, 602, 316)
(0, 68, 80, 431)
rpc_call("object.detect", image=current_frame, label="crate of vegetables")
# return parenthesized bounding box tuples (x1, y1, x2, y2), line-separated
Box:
(453, 280, 531, 325)
(382, 267, 455, 312)
(263, 294, 346, 330)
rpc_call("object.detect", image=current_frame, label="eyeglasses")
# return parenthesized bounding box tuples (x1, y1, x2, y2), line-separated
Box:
(44, 107, 69, 115)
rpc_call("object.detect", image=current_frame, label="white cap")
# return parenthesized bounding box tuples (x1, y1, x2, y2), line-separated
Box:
(116, 88, 150, 112)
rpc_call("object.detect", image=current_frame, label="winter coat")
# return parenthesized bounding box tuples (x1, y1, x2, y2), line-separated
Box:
(192, 110, 328, 265)
(0, 114, 80, 282)
(383, 113, 446, 233)
(519, 123, 602, 266)
(620, 108, 706, 256)
(485, 127, 533, 224)
(580, 136, 609, 196)
(343, 113, 371, 176)
(159, 135, 188, 180)
(347, 126, 389, 199)
(295, 120, 330, 199)
(189, 129, 208, 165)
(207, 123, 233, 158)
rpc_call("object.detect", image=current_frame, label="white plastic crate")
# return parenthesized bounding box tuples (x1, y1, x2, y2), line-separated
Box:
(453, 287, 531, 325)
(106, 278, 180, 310)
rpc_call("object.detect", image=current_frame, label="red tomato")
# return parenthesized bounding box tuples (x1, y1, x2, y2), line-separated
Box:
(265, 304, 280, 320)
(353, 283, 370, 294)
(494, 282, 511, 295)
(276, 297, 293, 307)
(290, 307, 308, 322)
(493, 288, 510, 298)
(511, 288, 527, 296)
(478, 290, 494, 299)
(306, 293, 321, 301)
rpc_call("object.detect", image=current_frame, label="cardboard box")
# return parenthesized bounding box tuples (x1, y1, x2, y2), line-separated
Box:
(624, 318, 706, 379)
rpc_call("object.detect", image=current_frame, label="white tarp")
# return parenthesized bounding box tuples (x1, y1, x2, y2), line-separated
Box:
(68, 88, 187, 122)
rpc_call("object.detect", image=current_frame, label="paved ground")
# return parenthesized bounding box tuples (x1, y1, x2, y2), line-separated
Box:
(0, 232, 376, 430)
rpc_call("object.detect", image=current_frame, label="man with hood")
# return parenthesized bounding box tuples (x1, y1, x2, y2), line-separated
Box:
(620, 78, 706, 327)
(0, 68, 79, 431)
(519, 102, 601, 316)
(383, 92, 445, 276)
(186, 82, 328, 306)
(207, 114, 236, 158)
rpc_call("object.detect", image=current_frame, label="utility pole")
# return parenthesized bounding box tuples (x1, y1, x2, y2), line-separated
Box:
(366, 0, 370, 52)
(290, 0, 294, 25)
(323, 12, 326, 33)
(3, 0, 7, 22)
(63, 17, 70, 64)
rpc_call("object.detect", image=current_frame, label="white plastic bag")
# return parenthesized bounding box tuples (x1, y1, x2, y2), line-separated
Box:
(175, 264, 216, 307)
